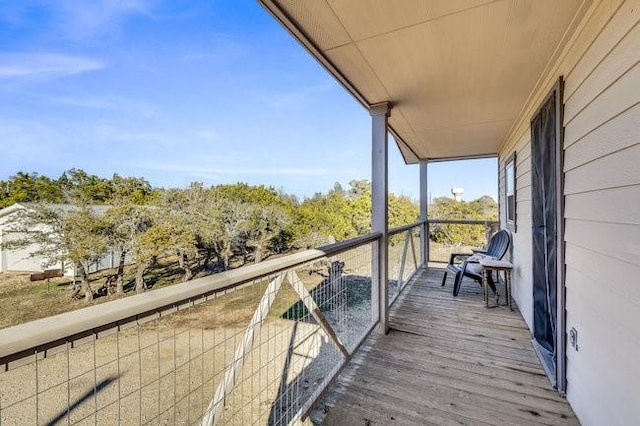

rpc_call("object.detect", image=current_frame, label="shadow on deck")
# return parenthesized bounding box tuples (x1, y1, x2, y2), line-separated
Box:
(313, 266, 578, 425)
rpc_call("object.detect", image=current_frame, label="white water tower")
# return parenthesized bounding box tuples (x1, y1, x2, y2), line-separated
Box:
(451, 187, 464, 202)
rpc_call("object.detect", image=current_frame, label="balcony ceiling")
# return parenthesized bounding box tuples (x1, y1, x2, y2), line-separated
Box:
(259, 0, 592, 162)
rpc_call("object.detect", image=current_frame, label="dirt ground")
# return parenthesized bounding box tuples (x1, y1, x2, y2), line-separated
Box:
(0, 284, 374, 425)
(0, 254, 290, 330)
(0, 252, 377, 425)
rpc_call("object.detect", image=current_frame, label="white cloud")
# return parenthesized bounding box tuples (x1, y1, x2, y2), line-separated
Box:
(265, 82, 335, 108)
(0, 0, 157, 41)
(0, 53, 104, 81)
(53, 0, 156, 40)
(48, 95, 157, 117)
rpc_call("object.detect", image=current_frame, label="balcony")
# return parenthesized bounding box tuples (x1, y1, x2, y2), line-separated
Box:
(0, 220, 576, 425)
(315, 266, 577, 425)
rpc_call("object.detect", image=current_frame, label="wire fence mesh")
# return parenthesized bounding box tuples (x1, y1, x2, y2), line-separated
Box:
(0, 240, 379, 426)
(387, 224, 422, 305)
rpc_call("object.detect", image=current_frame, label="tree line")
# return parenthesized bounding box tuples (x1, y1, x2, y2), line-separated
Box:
(1, 170, 422, 302)
(428, 195, 499, 247)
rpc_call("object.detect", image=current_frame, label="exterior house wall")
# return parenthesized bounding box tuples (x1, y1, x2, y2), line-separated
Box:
(0, 235, 51, 273)
(498, 0, 640, 424)
(0, 206, 128, 276)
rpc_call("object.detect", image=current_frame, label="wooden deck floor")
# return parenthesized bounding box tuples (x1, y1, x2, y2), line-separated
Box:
(315, 266, 578, 426)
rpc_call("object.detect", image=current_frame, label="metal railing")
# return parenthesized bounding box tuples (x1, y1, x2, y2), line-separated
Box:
(427, 219, 499, 263)
(0, 224, 425, 426)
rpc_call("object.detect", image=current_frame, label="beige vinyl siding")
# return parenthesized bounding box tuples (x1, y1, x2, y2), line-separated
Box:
(498, 0, 639, 424)
(498, 130, 533, 327)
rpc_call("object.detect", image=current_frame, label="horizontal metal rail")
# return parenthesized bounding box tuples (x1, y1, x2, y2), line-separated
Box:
(427, 219, 499, 263)
(428, 219, 498, 225)
(389, 220, 425, 235)
(0, 232, 382, 369)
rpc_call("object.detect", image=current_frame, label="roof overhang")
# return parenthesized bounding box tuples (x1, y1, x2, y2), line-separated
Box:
(259, 0, 592, 163)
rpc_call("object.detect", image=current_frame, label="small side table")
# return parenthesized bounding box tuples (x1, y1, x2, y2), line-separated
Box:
(479, 259, 513, 310)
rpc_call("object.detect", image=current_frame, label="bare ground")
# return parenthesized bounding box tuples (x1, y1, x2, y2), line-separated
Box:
(0, 281, 373, 425)
(0, 253, 376, 425)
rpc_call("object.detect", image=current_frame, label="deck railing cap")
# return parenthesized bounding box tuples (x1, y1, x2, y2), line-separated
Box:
(0, 231, 385, 365)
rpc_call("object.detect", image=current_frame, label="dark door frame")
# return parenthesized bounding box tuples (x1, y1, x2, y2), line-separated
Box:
(530, 77, 566, 395)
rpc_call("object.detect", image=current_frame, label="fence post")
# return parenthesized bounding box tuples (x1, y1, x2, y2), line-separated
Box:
(370, 102, 391, 334)
(419, 162, 429, 266)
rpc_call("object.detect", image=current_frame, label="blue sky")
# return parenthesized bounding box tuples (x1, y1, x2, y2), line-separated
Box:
(0, 0, 497, 201)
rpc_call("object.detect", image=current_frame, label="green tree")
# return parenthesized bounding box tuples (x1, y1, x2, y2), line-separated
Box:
(102, 176, 159, 293)
(103, 204, 152, 293)
(292, 187, 356, 248)
(179, 183, 221, 270)
(59, 169, 114, 203)
(110, 174, 156, 205)
(0, 172, 63, 208)
(128, 206, 196, 292)
(389, 193, 420, 228)
(130, 214, 168, 292)
(209, 183, 297, 263)
(2, 203, 108, 302)
(428, 196, 498, 246)
(213, 197, 251, 270)
(348, 181, 372, 235)
(246, 204, 290, 263)
(164, 205, 199, 281)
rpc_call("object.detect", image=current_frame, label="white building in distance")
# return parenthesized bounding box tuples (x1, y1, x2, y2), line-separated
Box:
(0, 203, 123, 275)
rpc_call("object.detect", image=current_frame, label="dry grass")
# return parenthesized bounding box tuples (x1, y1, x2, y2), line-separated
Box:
(0, 244, 381, 425)
(0, 240, 377, 330)
(0, 257, 329, 331)
(0, 261, 369, 425)
(0, 272, 87, 329)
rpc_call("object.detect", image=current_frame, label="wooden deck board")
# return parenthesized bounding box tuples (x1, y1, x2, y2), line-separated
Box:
(316, 267, 579, 425)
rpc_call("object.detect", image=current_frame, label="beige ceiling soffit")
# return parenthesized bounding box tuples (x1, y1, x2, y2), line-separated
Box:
(427, 153, 498, 163)
(368, 101, 420, 164)
(258, 0, 370, 109)
(499, 0, 594, 152)
(326, 0, 500, 46)
(389, 126, 421, 164)
(392, 107, 425, 160)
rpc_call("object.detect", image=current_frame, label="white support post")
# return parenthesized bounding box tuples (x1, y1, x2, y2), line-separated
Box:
(419, 162, 429, 266)
(370, 102, 391, 334)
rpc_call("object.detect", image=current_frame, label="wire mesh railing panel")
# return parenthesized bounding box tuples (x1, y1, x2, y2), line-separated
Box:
(428, 220, 499, 263)
(387, 233, 404, 303)
(241, 244, 374, 425)
(0, 237, 377, 426)
(405, 230, 422, 282)
(388, 224, 422, 305)
(323, 245, 372, 353)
